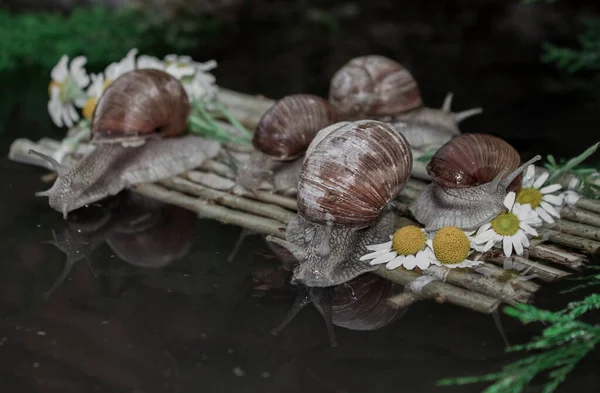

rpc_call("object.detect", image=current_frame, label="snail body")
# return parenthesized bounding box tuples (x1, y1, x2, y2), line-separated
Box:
(236, 94, 338, 193)
(269, 120, 413, 287)
(329, 55, 482, 134)
(32, 69, 220, 218)
(409, 133, 541, 230)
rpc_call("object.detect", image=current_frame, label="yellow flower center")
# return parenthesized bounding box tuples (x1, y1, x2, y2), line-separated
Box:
(82, 97, 98, 120)
(432, 226, 471, 265)
(48, 80, 61, 95)
(491, 212, 520, 236)
(516, 187, 543, 208)
(392, 225, 426, 256)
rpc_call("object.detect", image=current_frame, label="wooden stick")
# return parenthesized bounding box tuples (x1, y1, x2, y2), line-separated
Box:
(473, 263, 541, 293)
(538, 227, 600, 254)
(576, 198, 600, 215)
(376, 268, 501, 314)
(560, 206, 600, 228)
(386, 292, 422, 309)
(423, 266, 533, 305)
(482, 251, 571, 282)
(551, 219, 600, 242)
(158, 177, 297, 224)
(527, 244, 586, 271)
(131, 183, 287, 238)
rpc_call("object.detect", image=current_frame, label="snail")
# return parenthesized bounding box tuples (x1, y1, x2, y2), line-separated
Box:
(408, 133, 542, 231)
(31, 69, 221, 218)
(328, 55, 482, 134)
(267, 120, 413, 287)
(236, 94, 338, 193)
(272, 274, 405, 347)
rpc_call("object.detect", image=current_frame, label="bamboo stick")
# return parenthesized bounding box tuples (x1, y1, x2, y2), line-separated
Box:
(482, 251, 571, 282)
(474, 263, 541, 293)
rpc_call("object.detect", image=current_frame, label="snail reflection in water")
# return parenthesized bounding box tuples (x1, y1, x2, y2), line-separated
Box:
(30, 69, 221, 218)
(42, 193, 196, 298)
(268, 119, 413, 288)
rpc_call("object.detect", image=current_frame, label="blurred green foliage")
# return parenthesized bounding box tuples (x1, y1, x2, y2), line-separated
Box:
(0, 5, 223, 72)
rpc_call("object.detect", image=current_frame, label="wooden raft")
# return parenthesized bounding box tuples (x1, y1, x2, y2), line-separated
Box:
(8, 88, 600, 315)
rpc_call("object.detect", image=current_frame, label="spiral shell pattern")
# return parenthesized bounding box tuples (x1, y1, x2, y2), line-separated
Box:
(298, 120, 413, 228)
(426, 133, 523, 192)
(91, 69, 191, 145)
(253, 94, 338, 160)
(329, 55, 422, 120)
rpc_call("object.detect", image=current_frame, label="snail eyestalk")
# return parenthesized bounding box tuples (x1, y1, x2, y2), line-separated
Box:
(28, 149, 67, 176)
(442, 92, 454, 112)
(500, 155, 543, 188)
(453, 107, 483, 123)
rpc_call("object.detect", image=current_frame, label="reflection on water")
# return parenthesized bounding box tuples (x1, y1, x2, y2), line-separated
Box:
(42, 193, 198, 299)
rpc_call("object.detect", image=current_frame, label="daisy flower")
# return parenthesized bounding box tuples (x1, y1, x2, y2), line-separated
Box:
(516, 165, 563, 223)
(104, 48, 138, 88)
(47, 55, 90, 128)
(472, 192, 542, 258)
(137, 54, 165, 71)
(359, 225, 434, 270)
(426, 226, 483, 269)
(164, 55, 219, 101)
(81, 73, 106, 121)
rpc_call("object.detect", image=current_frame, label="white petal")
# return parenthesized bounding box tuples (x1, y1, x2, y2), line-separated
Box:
(164, 54, 178, 62)
(503, 236, 513, 257)
(512, 234, 524, 256)
(385, 256, 404, 270)
(476, 222, 492, 236)
(540, 201, 561, 218)
(414, 252, 431, 269)
(504, 192, 516, 210)
(520, 222, 538, 236)
(360, 249, 391, 261)
(402, 255, 417, 270)
(70, 55, 90, 87)
(540, 184, 562, 194)
(51, 55, 69, 82)
(48, 98, 63, 127)
(533, 172, 549, 189)
(535, 206, 554, 223)
(542, 194, 563, 206)
(474, 229, 498, 243)
(522, 165, 536, 187)
(366, 241, 392, 252)
(483, 238, 498, 252)
(521, 231, 530, 248)
(371, 251, 399, 265)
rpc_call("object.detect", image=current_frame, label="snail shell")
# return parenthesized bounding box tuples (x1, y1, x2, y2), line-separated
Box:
(329, 55, 422, 120)
(91, 69, 191, 146)
(236, 94, 338, 193)
(252, 94, 338, 161)
(427, 133, 523, 191)
(298, 120, 413, 228)
(409, 133, 541, 230)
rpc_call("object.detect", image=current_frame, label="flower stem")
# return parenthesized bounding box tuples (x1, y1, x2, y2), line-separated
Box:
(545, 142, 600, 185)
(212, 101, 253, 139)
